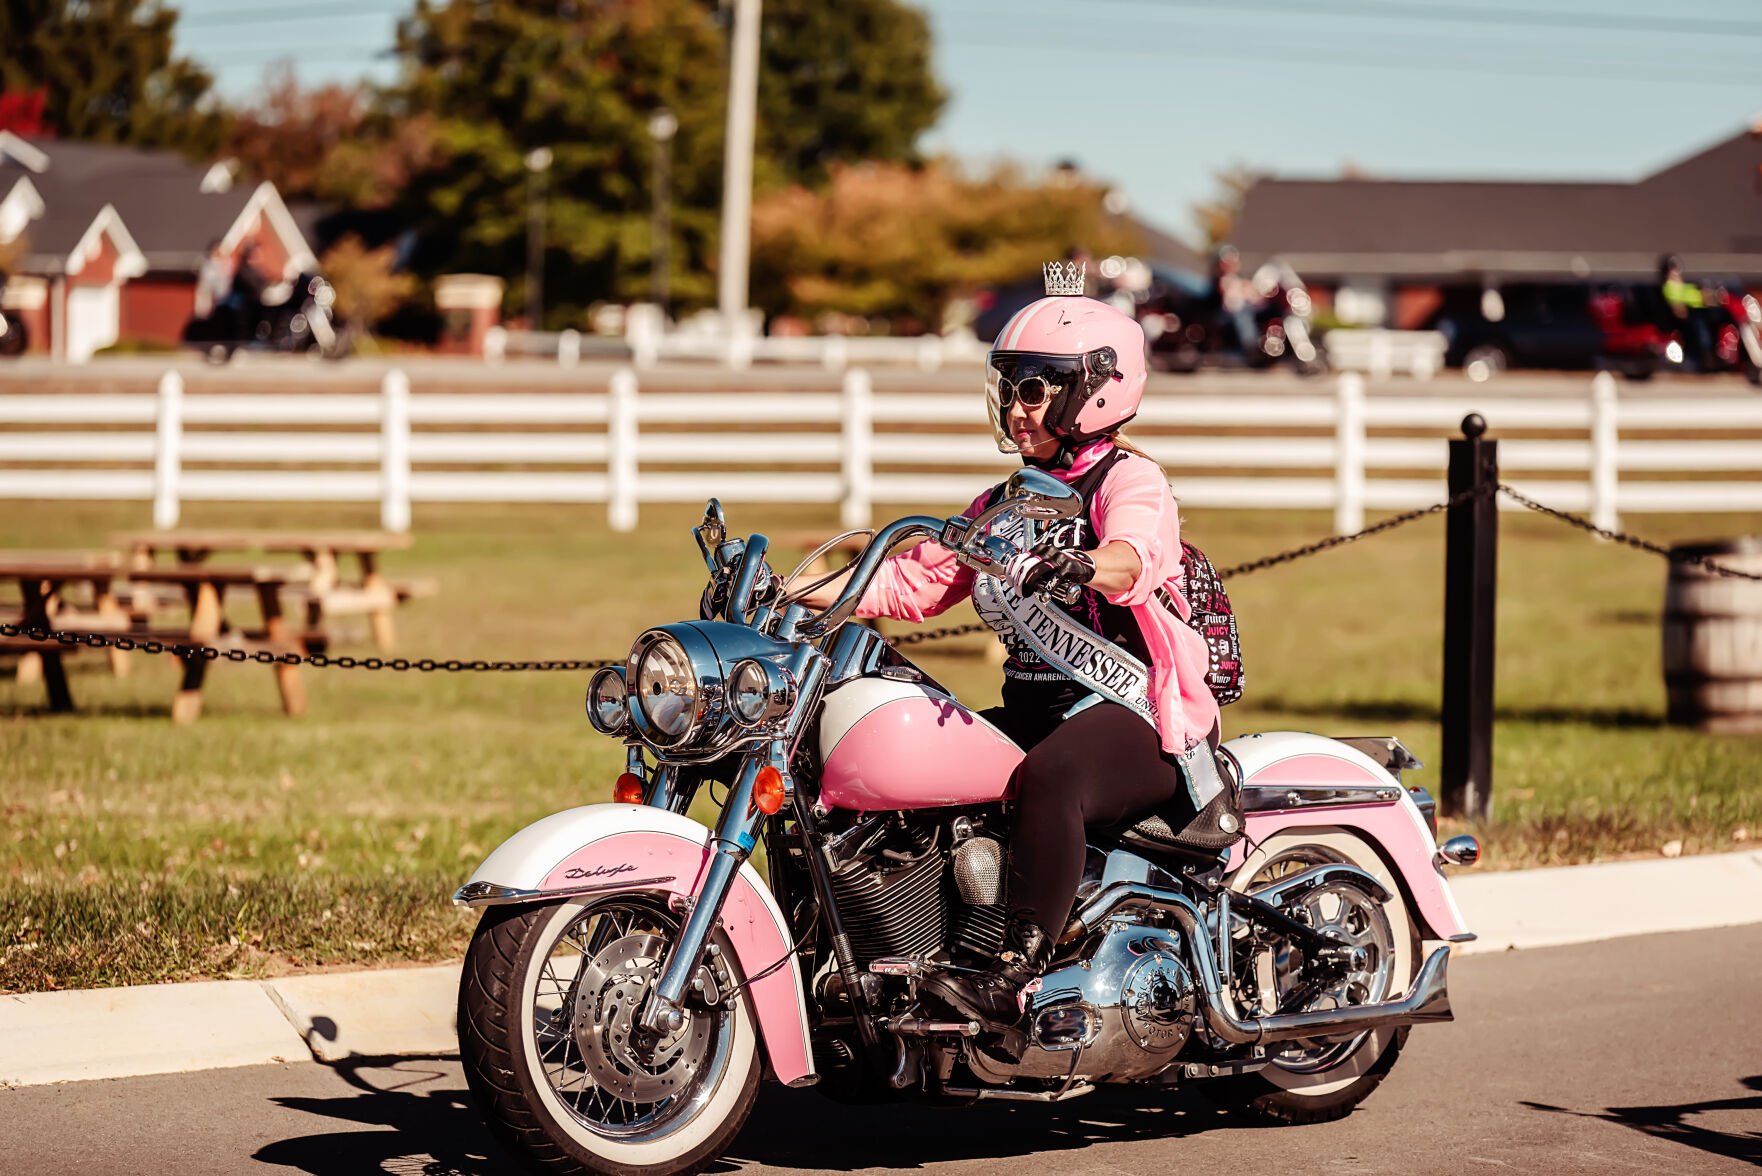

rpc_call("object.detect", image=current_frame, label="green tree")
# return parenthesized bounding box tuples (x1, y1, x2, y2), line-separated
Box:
(226, 67, 439, 209)
(751, 160, 1141, 330)
(751, 0, 945, 188)
(0, 0, 226, 155)
(380, 0, 947, 323)
(384, 0, 730, 324)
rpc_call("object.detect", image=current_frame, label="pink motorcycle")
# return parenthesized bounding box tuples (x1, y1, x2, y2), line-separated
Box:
(454, 471, 1480, 1175)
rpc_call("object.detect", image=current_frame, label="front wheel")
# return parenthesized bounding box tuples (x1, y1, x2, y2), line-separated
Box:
(459, 896, 761, 1176)
(1203, 830, 1421, 1125)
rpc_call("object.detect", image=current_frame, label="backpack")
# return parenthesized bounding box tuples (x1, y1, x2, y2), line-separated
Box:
(1169, 541, 1244, 706)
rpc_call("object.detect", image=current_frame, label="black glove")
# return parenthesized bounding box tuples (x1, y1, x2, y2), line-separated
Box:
(1004, 547, 1096, 599)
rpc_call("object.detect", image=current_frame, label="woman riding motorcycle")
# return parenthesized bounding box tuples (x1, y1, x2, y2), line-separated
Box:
(801, 267, 1225, 1052)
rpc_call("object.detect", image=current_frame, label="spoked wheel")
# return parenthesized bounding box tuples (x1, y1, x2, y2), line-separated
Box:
(1205, 831, 1420, 1124)
(459, 896, 760, 1176)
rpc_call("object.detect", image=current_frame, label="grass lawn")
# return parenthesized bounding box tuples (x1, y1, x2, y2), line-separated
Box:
(4, 495, 1760, 992)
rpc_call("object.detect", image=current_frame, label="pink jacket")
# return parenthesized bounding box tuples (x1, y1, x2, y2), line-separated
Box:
(856, 440, 1222, 755)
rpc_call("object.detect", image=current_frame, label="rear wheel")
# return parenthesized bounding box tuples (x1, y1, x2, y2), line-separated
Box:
(1203, 830, 1420, 1125)
(459, 896, 760, 1176)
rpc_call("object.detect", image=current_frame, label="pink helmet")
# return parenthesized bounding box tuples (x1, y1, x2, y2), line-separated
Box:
(985, 284, 1148, 456)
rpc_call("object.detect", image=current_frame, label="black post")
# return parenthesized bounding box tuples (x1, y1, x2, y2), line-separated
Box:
(1441, 413, 1498, 823)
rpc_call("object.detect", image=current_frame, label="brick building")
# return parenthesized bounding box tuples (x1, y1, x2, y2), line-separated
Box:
(1234, 124, 1762, 328)
(0, 132, 315, 360)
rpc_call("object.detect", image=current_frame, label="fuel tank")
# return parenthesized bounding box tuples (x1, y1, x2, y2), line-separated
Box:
(817, 676, 1024, 811)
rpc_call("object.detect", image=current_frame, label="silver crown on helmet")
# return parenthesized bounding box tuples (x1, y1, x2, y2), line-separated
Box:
(1043, 260, 1085, 297)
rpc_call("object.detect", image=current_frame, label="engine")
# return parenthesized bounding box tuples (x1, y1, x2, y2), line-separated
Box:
(819, 811, 1200, 1086)
(967, 918, 1199, 1084)
(823, 814, 1008, 966)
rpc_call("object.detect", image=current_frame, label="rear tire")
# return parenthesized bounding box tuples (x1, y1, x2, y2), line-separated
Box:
(459, 897, 761, 1176)
(1202, 830, 1421, 1125)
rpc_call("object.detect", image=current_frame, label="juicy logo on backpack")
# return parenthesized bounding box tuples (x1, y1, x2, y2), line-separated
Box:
(1177, 541, 1244, 706)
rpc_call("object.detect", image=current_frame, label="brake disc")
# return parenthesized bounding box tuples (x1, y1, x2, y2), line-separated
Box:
(572, 933, 714, 1104)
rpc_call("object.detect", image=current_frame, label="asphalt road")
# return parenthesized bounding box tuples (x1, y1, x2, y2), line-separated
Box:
(6, 925, 1759, 1175)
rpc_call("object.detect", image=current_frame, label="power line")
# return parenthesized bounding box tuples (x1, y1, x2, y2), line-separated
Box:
(178, 0, 411, 28)
(939, 28, 1762, 87)
(1109, 0, 1762, 40)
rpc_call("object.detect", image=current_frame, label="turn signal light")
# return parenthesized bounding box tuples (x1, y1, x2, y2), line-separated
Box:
(613, 773, 645, 805)
(751, 765, 787, 815)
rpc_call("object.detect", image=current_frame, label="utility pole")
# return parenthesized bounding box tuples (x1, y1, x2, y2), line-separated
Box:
(718, 0, 761, 366)
(649, 108, 678, 315)
(525, 146, 552, 331)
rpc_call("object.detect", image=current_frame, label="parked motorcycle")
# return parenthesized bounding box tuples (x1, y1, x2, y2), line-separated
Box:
(454, 472, 1479, 1175)
(1695, 284, 1762, 385)
(180, 272, 350, 364)
(1143, 262, 1326, 375)
(0, 275, 27, 357)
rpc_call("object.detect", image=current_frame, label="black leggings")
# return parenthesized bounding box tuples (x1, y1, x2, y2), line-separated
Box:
(982, 701, 1203, 936)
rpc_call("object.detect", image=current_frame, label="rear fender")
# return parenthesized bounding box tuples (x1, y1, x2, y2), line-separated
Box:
(1225, 732, 1474, 943)
(457, 803, 814, 1087)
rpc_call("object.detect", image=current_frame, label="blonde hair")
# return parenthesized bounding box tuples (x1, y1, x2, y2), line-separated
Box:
(1111, 432, 1154, 464)
(1111, 432, 1182, 512)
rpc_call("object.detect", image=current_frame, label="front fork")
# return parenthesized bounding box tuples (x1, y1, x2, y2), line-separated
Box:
(638, 747, 780, 1034)
(637, 642, 826, 1036)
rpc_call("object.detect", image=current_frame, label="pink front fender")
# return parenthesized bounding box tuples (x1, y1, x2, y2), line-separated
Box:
(461, 803, 814, 1087)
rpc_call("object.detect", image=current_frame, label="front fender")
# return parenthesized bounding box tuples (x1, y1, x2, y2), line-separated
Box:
(1227, 732, 1474, 943)
(458, 803, 814, 1087)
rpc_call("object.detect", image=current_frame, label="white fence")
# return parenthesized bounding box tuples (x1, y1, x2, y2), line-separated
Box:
(1321, 330, 1449, 380)
(3, 370, 1760, 534)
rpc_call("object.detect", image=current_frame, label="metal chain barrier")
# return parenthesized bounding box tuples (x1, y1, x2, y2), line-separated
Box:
(1496, 483, 1762, 582)
(0, 621, 617, 673)
(1213, 484, 1490, 580)
(16, 479, 1734, 670)
(886, 484, 1494, 648)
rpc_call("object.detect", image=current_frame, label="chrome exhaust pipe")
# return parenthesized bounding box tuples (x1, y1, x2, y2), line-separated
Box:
(1071, 881, 1453, 1046)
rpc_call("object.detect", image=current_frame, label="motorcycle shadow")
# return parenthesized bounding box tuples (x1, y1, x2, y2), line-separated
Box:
(721, 1084, 1237, 1171)
(250, 1056, 1239, 1175)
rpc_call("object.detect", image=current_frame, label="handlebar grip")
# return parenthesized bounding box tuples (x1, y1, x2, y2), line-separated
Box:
(1050, 578, 1083, 606)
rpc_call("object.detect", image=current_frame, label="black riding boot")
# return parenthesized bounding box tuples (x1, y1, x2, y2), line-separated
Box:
(921, 913, 1054, 1059)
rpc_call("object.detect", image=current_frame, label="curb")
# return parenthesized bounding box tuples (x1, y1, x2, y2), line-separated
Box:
(3, 849, 1759, 1088)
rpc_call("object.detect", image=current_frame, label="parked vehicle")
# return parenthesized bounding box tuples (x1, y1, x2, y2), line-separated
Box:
(181, 272, 350, 363)
(1137, 262, 1326, 375)
(1433, 281, 1676, 382)
(453, 473, 1478, 1175)
(0, 276, 27, 357)
(1690, 281, 1762, 385)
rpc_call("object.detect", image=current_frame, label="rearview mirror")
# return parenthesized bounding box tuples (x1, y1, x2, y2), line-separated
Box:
(960, 467, 1082, 541)
(1002, 468, 1082, 519)
(694, 498, 728, 570)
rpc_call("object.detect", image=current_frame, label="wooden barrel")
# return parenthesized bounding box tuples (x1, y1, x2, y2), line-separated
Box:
(1663, 538, 1762, 733)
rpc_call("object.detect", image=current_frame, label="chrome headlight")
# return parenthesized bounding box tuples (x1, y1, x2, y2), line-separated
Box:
(624, 623, 795, 752)
(630, 633, 699, 746)
(728, 658, 795, 727)
(585, 666, 628, 735)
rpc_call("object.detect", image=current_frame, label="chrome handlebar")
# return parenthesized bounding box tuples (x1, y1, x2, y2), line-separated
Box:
(697, 467, 1084, 640)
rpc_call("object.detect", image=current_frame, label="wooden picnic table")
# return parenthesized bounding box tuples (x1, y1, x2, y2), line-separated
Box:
(122, 564, 315, 723)
(0, 553, 138, 712)
(112, 530, 427, 652)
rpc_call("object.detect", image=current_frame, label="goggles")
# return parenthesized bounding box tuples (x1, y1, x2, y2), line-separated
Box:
(988, 356, 1086, 411)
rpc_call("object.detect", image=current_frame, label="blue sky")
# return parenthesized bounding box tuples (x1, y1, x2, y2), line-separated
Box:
(176, 0, 1761, 243)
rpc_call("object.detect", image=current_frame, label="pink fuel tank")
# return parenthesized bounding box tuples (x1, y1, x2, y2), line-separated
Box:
(817, 677, 1024, 812)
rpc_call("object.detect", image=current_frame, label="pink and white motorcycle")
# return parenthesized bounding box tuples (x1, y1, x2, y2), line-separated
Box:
(454, 472, 1481, 1176)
